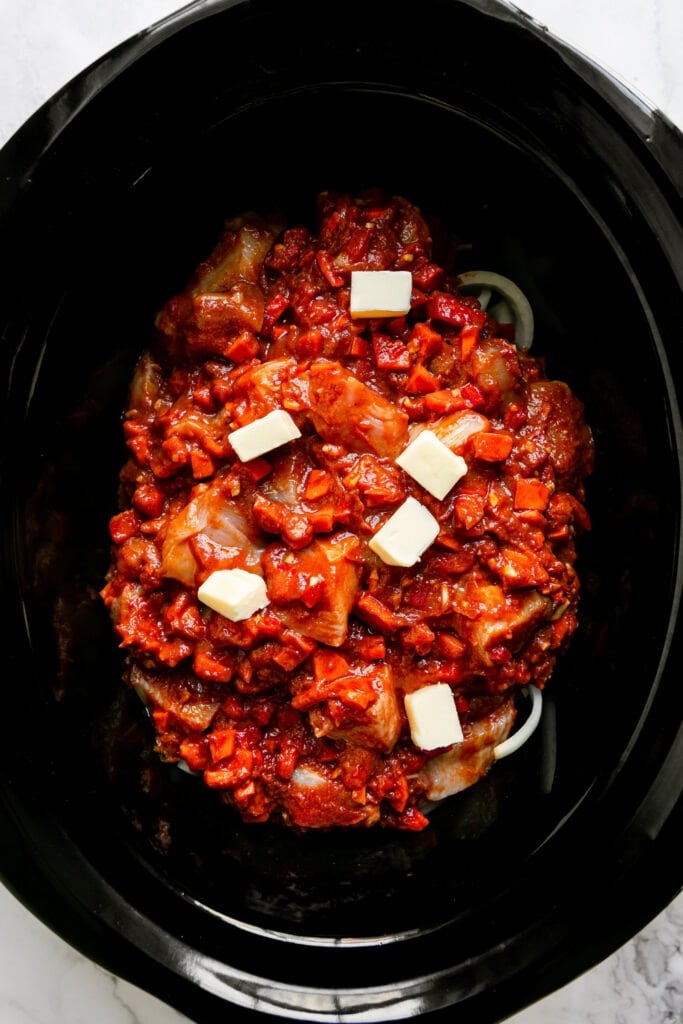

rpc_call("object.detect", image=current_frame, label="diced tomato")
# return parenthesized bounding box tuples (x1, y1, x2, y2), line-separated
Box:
(304, 468, 332, 500)
(161, 435, 190, 465)
(276, 737, 302, 780)
(460, 381, 485, 408)
(409, 321, 443, 360)
(354, 635, 386, 660)
(423, 389, 465, 415)
(133, 482, 165, 518)
(453, 493, 486, 530)
(295, 329, 324, 358)
(401, 622, 435, 655)
(192, 384, 215, 411)
(313, 650, 350, 682)
(124, 429, 152, 465)
(459, 324, 481, 361)
(193, 643, 234, 683)
(503, 402, 527, 430)
(411, 261, 443, 291)
(209, 728, 237, 763)
(190, 448, 215, 479)
(355, 592, 408, 631)
(405, 363, 439, 394)
(241, 457, 272, 482)
(472, 431, 514, 461)
(514, 477, 551, 510)
(225, 330, 260, 362)
(204, 749, 253, 789)
(179, 737, 210, 771)
(347, 335, 370, 357)
(434, 632, 467, 659)
(164, 591, 205, 640)
(109, 509, 140, 544)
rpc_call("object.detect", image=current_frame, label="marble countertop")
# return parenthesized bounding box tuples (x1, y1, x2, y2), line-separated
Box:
(1, 2, 681, 1022)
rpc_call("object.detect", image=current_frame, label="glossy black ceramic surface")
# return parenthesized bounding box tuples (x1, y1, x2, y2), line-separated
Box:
(1, 1, 682, 1021)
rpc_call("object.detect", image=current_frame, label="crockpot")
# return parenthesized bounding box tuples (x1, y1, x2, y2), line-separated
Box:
(1, 1, 681, 1021)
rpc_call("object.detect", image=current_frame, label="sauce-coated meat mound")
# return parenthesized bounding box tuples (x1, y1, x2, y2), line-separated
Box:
(101, 190, 593, 831)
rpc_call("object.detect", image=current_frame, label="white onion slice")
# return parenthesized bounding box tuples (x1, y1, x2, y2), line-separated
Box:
(474, 285, 492, 311)
(493, 685, 543, 759)
(458, 270, 535, 351)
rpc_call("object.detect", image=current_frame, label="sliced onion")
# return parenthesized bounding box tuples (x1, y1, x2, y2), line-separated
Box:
(457, 270, 534, 351)
(474, 285, 492, 311)
(493, 685, 543, 759)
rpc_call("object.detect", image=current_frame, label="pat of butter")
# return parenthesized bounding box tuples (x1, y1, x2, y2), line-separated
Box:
(228, 409, 301, 462)
(396, 429, 468, 500)
(349, 270, 412, 318)
(404, 683, 464, 751)
(368, 496, 439, 567)
(197, 568, 269, 621)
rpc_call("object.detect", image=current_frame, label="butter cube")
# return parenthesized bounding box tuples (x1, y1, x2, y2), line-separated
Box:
(368, 496, 439, 567)
(404, 683, 464, 751)
(228, 409, 301, 462)
(197, 568, 269, 621)
(396, 429, 468, 500)
(350, 270, 412, 318)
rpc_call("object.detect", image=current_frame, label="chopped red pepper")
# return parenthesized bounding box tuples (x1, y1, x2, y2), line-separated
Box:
(372, 333, 412, 371)
(459, 324, 481, 361)
(426, 292, 487, 328)
(316, 249, 346, 288)
(109, 509, 140, 544)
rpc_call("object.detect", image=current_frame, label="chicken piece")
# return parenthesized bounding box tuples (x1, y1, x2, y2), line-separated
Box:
(128, 353, 164, 415)
(308, 663, 401, 753)
(454, 584, 551, 667)
(419, 697, 516, 801)
(283, 766, 380, 828)
(129, 663, 222, 734)
(191, 216, 279, 294)
(262, 532, 362, 647)
(191, 285, 265, 335)
(305, 359, 409, 458)
(471, 338, 523, 411)
(520, 380, 595, 485)
(156, 216, 278, 345)
(160, 475, 265, 587)
(229, 357, 299, 425)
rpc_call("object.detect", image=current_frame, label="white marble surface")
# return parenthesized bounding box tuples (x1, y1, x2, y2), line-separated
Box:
(1, 2, 681, 1022)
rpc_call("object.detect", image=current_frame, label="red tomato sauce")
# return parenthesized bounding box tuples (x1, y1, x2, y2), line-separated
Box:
(100, 190, 593, 830)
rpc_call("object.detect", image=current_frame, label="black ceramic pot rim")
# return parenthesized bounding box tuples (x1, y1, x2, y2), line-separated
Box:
(1, 0, 681, 206)
(1, 3, 682, 1024)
